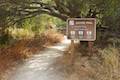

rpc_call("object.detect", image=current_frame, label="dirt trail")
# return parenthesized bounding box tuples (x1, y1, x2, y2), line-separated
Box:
(8, 36, 71, 80)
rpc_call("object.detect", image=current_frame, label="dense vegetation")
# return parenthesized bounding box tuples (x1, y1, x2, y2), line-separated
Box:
(0, 0, 120, 25)
(0, 0, 120, 45)
(0, 0, 120, 80)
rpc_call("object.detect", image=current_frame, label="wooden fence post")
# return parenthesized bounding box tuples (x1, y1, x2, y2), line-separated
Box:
(69, 40, 75, 65)
(88, 41, 94, 56)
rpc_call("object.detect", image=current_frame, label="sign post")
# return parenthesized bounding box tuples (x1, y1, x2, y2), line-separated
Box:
(67, 18, 96, 56)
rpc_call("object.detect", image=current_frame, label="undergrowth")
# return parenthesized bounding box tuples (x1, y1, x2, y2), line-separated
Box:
(0, 30, 63, 79)
(58, 42, 120, 80)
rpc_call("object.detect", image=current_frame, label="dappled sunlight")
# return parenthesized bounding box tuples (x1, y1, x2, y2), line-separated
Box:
(50, 46, 67, 51)
(33, 52, 62, 58)
(28, 62, 49, 70)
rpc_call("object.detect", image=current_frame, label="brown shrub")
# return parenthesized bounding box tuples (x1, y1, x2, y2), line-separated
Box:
(43, 30, 64, 45)
(0, 30, 64, 79)
(58, 44, 120, 80)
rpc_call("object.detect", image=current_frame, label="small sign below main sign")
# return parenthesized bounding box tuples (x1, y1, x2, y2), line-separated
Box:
(66, 18, 96, 41)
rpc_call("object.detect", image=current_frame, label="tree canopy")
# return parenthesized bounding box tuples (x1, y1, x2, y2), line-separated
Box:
(0, 0, 120, 29)
(0, 0, 120, 45)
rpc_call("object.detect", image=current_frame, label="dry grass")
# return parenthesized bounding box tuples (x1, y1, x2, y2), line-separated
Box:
(92, 47, 120, 80)
(43, 30, 64, 45)
(56, 43, 120, 80)
(0, 30, 63, 79)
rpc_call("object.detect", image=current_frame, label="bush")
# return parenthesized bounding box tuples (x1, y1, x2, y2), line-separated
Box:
(96, 47, 120, 80)
(8, 27, 35, 40)
(43, 30, 64, 45)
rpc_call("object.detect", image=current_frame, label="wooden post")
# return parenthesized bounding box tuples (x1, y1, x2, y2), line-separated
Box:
(69, 40, 75, 65)
(88, 41, 94, 56)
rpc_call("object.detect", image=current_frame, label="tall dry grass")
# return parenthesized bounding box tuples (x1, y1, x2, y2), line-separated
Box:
(92, 47, 120, 80)
(57, 43, 120, 80)
(43, 30, 64, 45)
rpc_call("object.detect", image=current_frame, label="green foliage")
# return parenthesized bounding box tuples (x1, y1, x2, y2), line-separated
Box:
(0, 0, 120, 28)
(6, 14, 65, 41)
(0, 0, 120, 45)
(100, 0, 120, 30)
(0, 33, 10, 45)
(98, 47, 119, 80)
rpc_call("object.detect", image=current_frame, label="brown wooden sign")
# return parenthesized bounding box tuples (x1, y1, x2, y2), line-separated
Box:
(67, 18, 96, 41)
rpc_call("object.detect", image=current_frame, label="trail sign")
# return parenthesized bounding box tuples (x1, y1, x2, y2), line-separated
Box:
(67, 18, 96, 41)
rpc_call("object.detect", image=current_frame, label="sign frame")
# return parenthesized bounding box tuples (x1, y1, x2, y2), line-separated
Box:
(66, 18, 96, 41)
